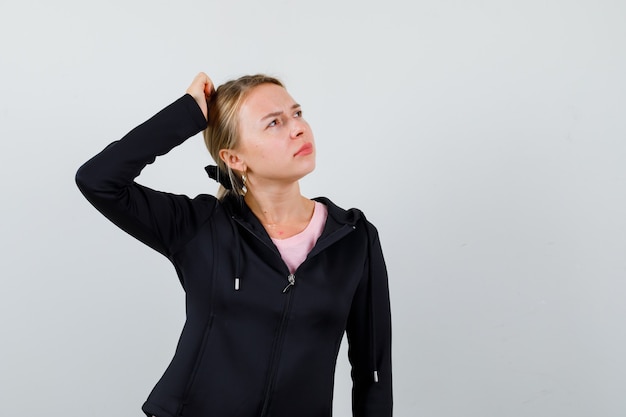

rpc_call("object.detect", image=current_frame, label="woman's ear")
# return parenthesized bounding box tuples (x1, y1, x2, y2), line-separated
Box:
(219, 149, 246, 173)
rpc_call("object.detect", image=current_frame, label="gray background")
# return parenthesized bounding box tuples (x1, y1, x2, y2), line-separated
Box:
(1, 0, 626, 416)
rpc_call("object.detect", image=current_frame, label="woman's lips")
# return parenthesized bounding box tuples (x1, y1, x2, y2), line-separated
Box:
(294, 143, 313, 156)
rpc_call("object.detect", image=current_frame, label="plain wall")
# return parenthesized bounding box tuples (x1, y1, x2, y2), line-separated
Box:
(1, 0, 625, 415)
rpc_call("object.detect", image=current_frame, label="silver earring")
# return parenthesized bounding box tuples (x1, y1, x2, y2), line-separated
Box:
(241, 173, 247, 194)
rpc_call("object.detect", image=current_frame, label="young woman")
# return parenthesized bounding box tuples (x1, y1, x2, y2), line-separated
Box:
(76, 72, 392, 417)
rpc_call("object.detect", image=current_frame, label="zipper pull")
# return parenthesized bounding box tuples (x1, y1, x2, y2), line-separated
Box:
(282, 274, 295, 293)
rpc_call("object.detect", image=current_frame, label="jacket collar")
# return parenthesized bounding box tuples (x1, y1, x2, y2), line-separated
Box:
(312, 196, 361, 228)
(221, 194, 362, 256)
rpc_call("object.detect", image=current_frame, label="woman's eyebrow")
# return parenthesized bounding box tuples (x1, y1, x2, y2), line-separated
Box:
(260, 104, 301, 121)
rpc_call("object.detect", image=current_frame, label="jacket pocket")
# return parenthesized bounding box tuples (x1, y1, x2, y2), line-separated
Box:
(178, 313, 215, 415)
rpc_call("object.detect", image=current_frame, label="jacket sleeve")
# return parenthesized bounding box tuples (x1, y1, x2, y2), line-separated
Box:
(346, 222, 393, 417)
(75, 94, 216, 258)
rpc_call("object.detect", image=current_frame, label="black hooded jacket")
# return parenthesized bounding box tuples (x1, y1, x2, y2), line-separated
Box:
(75, 94, 392, 417)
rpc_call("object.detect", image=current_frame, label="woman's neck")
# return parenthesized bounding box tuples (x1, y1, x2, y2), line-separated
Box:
(244, 182, 315, 239)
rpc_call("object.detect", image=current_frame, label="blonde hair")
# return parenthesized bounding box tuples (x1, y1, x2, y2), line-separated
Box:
(203, 74, 284, 199)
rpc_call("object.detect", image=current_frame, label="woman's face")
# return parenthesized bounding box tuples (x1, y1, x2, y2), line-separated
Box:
(232, 83, 316, 187)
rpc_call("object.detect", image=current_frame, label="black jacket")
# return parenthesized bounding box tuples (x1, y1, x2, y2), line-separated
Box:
(75, 94, 392, 417)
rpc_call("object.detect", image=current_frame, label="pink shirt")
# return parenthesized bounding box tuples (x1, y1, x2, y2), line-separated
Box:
(271, 202, 328, 274)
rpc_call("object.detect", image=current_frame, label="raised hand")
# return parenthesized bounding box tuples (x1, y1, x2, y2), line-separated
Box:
(185, 72, 214, 121)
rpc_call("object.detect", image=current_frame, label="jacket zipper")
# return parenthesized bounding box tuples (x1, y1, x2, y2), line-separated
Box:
(282, 274, 295, 293)
(259, 279, 295, 417)
(231, 216, 298, 416)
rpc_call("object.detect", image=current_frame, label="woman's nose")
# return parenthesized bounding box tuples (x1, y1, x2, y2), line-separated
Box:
(290, 120, 305, 139)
